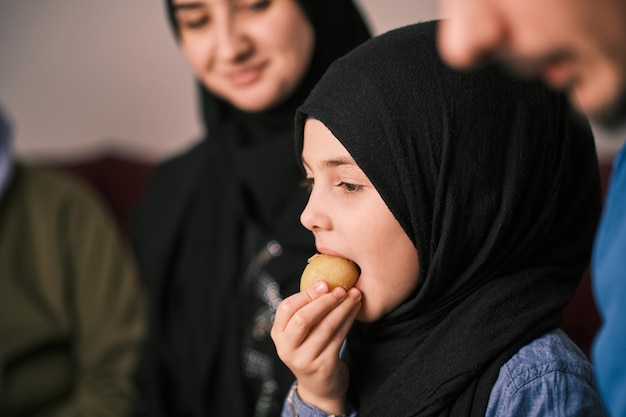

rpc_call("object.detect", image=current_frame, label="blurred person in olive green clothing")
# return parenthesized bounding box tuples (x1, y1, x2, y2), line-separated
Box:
(0, 103, 146, 416)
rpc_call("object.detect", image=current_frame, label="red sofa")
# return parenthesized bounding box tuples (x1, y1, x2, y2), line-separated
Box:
(44, 154, 154, 233)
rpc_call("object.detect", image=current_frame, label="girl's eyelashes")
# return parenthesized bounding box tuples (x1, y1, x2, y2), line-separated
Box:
(336, 182, 362, 193)
(300, 177, 363, 194)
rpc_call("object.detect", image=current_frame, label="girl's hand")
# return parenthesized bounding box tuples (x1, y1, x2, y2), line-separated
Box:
(271, 281, 362, 415)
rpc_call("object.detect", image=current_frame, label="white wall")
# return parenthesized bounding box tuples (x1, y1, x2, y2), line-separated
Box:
(0, 0, 622, 163)
(0, 0, 200, 161)
(0, 0, 439, 162)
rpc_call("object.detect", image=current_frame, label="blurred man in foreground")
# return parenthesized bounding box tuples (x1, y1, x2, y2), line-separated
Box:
(437, 2, 626, 415)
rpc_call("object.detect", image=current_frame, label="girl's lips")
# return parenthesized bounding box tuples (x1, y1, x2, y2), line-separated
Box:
(316, 247, 361, 274)
(226, 63, 266, 86)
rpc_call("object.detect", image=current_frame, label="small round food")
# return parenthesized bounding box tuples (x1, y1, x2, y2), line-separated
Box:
(300, 253, 360, 292)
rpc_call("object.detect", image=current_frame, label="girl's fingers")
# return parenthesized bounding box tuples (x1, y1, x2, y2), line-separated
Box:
(278, 287, 350, 347)
(305, 288, 362, 358)
(273, 281, 330, 332)
(271, 287, 362, 382)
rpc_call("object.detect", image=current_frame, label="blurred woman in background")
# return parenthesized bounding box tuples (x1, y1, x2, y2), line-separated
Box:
(129, 1, 370, 416)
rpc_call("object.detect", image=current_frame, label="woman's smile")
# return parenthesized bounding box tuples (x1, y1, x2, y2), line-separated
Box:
(225, 62, 267, 87)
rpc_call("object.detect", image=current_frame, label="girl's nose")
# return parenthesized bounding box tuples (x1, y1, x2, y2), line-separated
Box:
(300, 190, 331, 233)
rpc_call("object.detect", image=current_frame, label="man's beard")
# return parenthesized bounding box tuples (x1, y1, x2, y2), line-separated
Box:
(494, 49, 626, 132)
(592, 88, 626, 131)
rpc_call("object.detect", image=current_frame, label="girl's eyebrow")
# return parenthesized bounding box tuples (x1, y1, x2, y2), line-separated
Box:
(322, 156, 357, 168)
(301, 155, 358, 170)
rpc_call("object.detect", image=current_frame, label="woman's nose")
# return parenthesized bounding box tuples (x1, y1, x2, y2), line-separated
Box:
(214, 19, 252, 62)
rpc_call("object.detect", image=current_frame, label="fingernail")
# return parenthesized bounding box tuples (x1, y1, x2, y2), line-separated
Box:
(314, 281, 327, 293)
(332, 287, 347, 298)
(348, 288, 361, 300)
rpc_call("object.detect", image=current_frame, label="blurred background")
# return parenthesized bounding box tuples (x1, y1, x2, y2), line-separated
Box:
(0, 0, 623, 164)
(0, 0, 440, 163)
(0, 0, 610, 358)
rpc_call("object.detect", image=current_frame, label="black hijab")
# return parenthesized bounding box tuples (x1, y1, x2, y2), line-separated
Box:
(131, 1, 370, 416)
(165, 0, 371, 228)
(295, 21, 601, 417)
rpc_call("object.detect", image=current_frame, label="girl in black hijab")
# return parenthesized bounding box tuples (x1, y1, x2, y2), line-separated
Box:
(272, 21, 607, 416)
(129, 1, 370, 416)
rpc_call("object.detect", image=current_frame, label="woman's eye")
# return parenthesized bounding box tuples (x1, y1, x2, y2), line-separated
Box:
(183, 16, 210, 29)
(176, 10, 210, 30)
(336, 182, 362, 193)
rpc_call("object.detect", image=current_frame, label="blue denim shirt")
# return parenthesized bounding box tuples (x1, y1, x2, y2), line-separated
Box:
(282, 329, 607, 417)
(592, 142, 626, 417)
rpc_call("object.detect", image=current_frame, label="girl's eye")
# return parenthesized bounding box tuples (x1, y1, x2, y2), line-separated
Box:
(336, 182, 362, 193)
(300, 178, 314, 192)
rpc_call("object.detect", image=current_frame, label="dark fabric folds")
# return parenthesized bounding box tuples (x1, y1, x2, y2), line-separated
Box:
(295, 20, 602, 417)
(130, 1, 370, 416)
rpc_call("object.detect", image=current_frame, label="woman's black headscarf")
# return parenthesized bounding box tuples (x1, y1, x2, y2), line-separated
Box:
(295, 21, 601, 417)
(164, 0, 371, 228)
(130, 1, 370, 416)
(163, 0, 372, 229)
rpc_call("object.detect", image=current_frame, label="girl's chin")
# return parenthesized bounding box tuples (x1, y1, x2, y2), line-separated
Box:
(356, 309, 382, 323)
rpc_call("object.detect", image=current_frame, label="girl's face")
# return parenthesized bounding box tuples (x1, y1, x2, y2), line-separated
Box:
(300, 119, 420, 323)
(172, 0, 315, 112)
